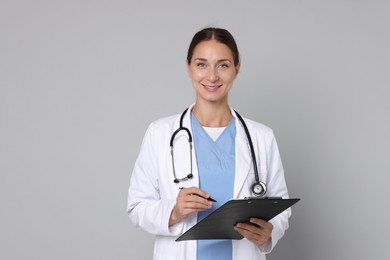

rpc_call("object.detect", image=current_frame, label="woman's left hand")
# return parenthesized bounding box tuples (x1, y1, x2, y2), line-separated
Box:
(234, 218, 273, 246)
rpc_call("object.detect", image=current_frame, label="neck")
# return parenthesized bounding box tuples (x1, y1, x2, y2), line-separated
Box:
(191, 101, 232, 127)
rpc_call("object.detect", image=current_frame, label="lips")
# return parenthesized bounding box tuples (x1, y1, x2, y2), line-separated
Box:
(202, 84, 222, 92)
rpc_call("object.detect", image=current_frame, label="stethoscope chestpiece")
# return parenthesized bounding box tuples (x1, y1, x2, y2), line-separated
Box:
(252, 181, 267, 197)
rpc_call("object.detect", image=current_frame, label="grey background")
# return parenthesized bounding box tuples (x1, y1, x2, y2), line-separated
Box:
(1, 1, 389, 259)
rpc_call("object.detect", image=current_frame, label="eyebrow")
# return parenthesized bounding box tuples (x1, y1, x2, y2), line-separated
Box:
(193, 58, 233, 63)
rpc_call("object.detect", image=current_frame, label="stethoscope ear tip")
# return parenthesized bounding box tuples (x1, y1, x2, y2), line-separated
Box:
(174, 179, 180, 184)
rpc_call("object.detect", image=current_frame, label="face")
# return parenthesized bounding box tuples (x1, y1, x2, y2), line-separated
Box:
(187, 40, 240, 105)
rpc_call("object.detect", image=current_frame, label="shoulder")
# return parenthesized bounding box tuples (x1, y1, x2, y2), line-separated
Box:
(144, 106, 192, 137)
(239, 116, 275, 138)
(232, 107, 274, 137)
(144, 114, 180, 137)
(239, 117, 280, 153)
(150, 114, 179, 128)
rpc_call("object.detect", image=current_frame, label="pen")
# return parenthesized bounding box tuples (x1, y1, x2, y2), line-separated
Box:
(179, 187, 217, 202)
(195, 194, 217, 202)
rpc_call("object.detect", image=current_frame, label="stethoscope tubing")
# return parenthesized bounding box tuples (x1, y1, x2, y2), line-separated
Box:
(233, 110, 260, 184)
(170, 108, 266, 196)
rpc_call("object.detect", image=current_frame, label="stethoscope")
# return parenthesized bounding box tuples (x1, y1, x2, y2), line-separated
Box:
(169, 108, 267, 197)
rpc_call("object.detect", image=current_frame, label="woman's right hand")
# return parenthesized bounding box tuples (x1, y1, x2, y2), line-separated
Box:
(169, 186, 212, 226)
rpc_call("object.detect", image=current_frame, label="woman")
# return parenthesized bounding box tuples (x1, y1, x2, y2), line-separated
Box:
(127, 27, 290, 260)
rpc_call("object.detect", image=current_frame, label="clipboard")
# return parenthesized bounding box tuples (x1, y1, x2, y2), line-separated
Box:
(176, 197, 300, 241)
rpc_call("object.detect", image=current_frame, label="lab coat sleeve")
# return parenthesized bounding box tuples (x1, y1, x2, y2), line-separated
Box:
(258, 130, 291, 253)
(127, 123, 181, 236)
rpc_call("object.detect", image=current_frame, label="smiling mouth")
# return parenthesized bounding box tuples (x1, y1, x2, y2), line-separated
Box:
(202, 84, 222, 91)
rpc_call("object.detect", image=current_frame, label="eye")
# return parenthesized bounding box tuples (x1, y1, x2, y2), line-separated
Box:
(218, 63, 229, 69)
(196, 63, 206, 68)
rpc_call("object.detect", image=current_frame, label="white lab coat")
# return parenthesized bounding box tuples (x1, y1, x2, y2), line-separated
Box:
(127, 105, 291, 260)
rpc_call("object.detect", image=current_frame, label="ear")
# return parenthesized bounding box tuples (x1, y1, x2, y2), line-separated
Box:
(234, 63, 241, 78)
(186, 60, 192, 78)
(185, 60, 191, 75)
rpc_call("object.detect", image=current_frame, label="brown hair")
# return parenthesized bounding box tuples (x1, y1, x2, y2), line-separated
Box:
(186, 27, 240, 66)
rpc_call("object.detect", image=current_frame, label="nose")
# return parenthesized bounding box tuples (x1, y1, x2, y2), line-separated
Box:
(207, 68, 219, 82)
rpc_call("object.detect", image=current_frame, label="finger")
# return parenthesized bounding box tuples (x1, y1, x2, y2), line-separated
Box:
(173, 199, 211, 222)
(182, 200, 212, 210)
(234, 225, 269, 246)
(235, 222, 262, 235)
(179, 187, 212, 206)
(234, 225, 262, 243)
(179, 191, 211, 205)
(177, 191, 212, 209)
(249, 218, 265, 226)
(249, 218, 273, 233)
(184, 187, 212, 200)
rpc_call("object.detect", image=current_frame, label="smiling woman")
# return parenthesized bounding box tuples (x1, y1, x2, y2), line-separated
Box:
(187, 40, 240, 122)
(185, 28, 241, 127)
(127, 27, 291, 260)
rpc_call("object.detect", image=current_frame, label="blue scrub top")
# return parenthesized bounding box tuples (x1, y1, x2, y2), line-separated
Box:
(191, 113, 236, 260)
